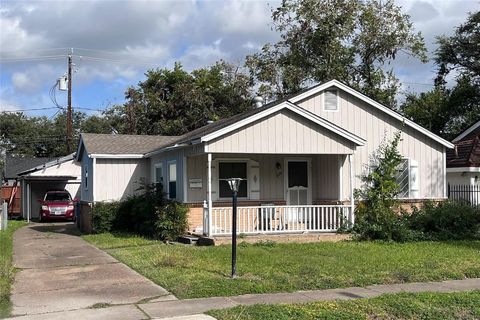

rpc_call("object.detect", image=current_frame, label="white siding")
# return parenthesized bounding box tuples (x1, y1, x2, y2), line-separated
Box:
(94, 158, 148, 202)
(299, 90, 446, 198)
(447, 172, 479, 186)
(206, 110, 355, 154)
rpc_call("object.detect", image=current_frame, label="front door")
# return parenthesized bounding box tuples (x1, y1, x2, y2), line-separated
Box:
(286, 160, 311, 205)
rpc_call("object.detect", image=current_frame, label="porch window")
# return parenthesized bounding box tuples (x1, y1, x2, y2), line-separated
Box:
(154, 163, 163, 184)
(168, 162, 177, 199)
(219, 162, 248, 198)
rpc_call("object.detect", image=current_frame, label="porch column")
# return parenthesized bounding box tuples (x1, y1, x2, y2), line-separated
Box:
(26, 181, 31, 223)
(348, 153, 355, 225)
(207, 153, 213, 237)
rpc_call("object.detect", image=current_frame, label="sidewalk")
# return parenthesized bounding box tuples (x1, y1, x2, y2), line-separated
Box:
(8, 277, 480, 319)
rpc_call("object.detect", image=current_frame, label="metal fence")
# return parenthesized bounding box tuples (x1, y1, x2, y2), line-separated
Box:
(448, 184, 480, 206)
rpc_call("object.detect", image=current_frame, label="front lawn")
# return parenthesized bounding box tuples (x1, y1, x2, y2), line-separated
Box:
(83, 233, 480, 299)
(0, 220, 26, 318)
(209, 291, 480, 320)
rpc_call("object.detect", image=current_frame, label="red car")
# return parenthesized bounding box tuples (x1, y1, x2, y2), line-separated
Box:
(39, 190, 76, 222)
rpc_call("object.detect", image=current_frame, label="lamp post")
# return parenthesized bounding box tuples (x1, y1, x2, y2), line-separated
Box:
(226, 178, 242, 278)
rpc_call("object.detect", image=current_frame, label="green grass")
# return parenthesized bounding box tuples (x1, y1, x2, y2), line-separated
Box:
(209, 291, 480, 320)
(83, 232, 480, 299)
(0, 220, 27, 318)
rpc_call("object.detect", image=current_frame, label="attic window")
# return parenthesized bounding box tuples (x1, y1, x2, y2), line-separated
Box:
(324, 90, 339, 111)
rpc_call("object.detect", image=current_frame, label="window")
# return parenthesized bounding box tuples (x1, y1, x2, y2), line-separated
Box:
(84, 167, 88, 190)
(219, 162, 248, 198)
(324, 90, 339, 111)
(168, 162, 177, 199)
(154, 163, 163, 184)
(396, 159, 409, 198)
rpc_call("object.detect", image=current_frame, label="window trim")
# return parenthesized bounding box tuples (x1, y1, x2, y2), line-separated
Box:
(84, 166, 88, 191)
(167, 160, 177, 199)
(369, 157, 412, 199)
(217, 159, 249, 200)
(323, 89, 340, 112)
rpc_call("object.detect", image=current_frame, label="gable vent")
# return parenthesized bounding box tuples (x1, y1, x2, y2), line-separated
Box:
(324, 90, 339, 111)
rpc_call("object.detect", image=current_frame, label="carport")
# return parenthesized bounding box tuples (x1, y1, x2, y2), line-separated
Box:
(17, 154, 81, 221)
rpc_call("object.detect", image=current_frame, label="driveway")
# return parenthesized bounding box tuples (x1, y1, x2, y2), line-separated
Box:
(10, 223, 175, 317)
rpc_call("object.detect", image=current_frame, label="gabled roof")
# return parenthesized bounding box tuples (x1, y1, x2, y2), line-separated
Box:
(289, 80, 454, 149)
(76, 133, 178, 159)
(447, 120, 480, 168)
(145, 99, 366, 156)
(3, 155, 56, 180)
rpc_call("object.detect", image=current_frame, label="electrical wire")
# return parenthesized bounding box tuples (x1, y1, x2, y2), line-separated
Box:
(1, 107, 60, 113)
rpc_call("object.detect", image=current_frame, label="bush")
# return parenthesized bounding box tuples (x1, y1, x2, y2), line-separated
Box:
(91, 183, 189, 241)
(91, 201, 120, 233)
(408, 201, 480, 240)
(155, 202, 189, 241)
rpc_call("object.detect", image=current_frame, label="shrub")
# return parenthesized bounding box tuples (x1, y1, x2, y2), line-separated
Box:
(155, 201, 189, 241)
(91, 201, 120, 233)
(408, 201, 480, 240)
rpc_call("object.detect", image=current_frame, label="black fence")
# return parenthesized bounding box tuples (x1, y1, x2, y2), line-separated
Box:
(448, 184, 480, 206)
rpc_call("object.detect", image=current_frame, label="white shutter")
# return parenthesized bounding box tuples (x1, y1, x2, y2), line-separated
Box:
(409, 159, 419, 198)
(248, 160, 260, 200)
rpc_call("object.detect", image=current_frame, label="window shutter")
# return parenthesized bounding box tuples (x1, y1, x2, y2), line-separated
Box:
(409, 159, 419, 198)
(248, 160, 260, 200)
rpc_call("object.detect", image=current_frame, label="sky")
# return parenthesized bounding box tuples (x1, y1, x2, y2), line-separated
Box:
(0, 0, 478, 118)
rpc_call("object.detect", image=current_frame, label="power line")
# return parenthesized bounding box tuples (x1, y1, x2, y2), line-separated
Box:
(1, 107, 60, 113)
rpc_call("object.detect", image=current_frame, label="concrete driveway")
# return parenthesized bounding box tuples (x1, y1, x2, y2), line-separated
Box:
(10, 222, 175, 317)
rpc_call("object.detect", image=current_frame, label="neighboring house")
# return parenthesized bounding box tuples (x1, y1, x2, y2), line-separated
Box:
(16, 154, 81, 221)
(76, 79, 454, 238)
(446, 120, 480, 186)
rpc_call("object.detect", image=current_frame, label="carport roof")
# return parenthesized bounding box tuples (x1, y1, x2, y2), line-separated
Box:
(3, 155, 56, 180)
(20, 175, 78, 181)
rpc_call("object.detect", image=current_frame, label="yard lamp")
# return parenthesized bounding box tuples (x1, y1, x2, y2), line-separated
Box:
(226, 178, 242, 278)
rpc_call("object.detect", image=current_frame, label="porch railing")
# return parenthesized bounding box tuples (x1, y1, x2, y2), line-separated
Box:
(204, 204, 353, 236)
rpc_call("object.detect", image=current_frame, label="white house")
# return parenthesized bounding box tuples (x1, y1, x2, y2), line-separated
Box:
(76, 80, 454, 237)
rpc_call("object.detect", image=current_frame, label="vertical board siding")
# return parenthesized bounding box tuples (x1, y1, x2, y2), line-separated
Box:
(312, 154, 341, 200)
(81, 151, 93, 202)
(149, 149, 185, 201)
(206, 110, 355, 154)
(298, 90, 445, 198)
(95, 159, 148, 202)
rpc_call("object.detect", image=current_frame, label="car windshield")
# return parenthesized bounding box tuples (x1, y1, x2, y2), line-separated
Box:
(45, 193, 71, 202)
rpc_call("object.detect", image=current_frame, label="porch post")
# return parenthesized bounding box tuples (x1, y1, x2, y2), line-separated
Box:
(26, 181, 30, 223)
(348, 153, 355, 225)
(207, 153, 213, 237)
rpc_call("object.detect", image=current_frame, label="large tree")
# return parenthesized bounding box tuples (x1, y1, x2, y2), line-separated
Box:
(116, 61, 254, 136)
(401, 10, 480, 139)
(246, 0, 427, 107)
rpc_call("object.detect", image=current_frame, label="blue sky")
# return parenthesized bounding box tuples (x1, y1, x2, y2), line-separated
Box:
(0, 0, 478, 118)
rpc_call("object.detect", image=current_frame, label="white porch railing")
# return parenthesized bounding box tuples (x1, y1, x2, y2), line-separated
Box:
(203, 204, 353, 236)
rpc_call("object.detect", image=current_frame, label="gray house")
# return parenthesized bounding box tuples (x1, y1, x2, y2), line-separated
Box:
(76, 80, 454, 237)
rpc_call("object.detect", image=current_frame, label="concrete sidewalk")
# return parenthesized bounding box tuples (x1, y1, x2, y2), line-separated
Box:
(10, 223, 175, 317)
(8, 277, 480, 319)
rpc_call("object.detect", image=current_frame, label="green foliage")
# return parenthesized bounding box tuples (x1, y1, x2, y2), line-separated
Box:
(91, 184, 189, 241)
(0, 220, 27, 318)
(352, 131, 406, 241)
(155, 201, 189, 241)
(246, 0, 426, 106)
(113, 61, 254, 136)
(209, 291, 480, 320)
(91, 202, 120, 234)
(408, 201, 480, 241)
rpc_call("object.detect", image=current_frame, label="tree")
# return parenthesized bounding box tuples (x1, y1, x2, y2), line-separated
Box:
(401, 11, 480, 139)
(116, 61, 254, 136)
(246, 0, 427, 107)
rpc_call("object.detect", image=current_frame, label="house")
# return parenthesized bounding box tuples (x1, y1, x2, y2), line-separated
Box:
(76, 80, 454, 237)
(446, 120, 480, 186)
(446, 120, 480, 205)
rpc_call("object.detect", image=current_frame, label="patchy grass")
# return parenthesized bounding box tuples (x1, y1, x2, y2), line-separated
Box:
(209, 291, 480, 320)
(0, 220, 27, 318)
(83, 233, 480, 299)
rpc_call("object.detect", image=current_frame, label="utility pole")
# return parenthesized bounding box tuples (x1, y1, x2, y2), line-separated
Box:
(66, 49, 73, 154)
